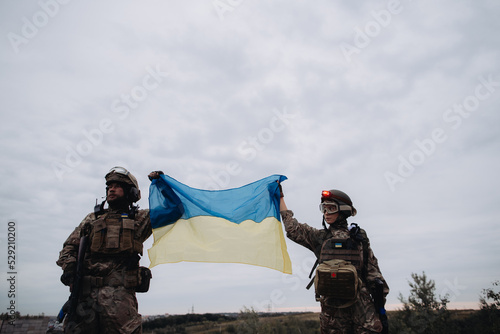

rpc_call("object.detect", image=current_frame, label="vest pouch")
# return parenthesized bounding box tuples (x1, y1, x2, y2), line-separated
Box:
(106, 225, 121, 249)
(90, 219, 107, 253)
(136, 267, 152, 293)
(122, 269, 139, 289)
(121, 219, 135, 252)
(314, 259, 360, 308)
(320, 238, 363, 275)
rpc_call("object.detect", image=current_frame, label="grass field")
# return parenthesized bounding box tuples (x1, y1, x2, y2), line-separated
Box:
(143, 312, 321, 333)
(142, 309, 483, 334)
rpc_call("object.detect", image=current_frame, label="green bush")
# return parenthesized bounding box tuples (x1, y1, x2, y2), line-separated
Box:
(390, 274, 500, 334)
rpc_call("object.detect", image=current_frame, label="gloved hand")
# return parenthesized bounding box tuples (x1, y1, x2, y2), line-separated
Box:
(60, 272, 74, 286)
(379, 308, 389, 334)
(60, 263, 75, 286)
(148, 170, 164, 181)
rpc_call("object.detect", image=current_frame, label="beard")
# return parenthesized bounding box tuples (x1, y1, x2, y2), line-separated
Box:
(107, 195, 129, 209)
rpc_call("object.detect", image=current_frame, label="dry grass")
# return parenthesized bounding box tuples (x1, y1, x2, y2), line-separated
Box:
(143, 312, 321, 334)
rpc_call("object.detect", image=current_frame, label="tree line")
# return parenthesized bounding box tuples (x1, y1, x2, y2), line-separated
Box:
(142, 273, 499, 333)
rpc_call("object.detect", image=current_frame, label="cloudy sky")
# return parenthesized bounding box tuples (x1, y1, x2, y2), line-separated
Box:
(1, 0, 499, 317)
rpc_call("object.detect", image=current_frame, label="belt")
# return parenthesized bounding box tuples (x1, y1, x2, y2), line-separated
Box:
(83, 269, 139, 292)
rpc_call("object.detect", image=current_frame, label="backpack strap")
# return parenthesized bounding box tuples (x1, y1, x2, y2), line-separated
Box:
(349, 223, 369, 282)
(306, 227, 331, 290)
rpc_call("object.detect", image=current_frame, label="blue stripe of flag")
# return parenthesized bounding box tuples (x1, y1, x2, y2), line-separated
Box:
(149, 174, 287, 229)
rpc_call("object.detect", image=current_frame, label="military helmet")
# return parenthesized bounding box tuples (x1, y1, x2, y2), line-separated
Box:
(319, 189, 357, 217)
(105, 166, 141, 202)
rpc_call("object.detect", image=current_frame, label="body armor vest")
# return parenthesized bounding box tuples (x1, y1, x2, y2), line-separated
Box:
(89, 212, 143, 256)
(319, 236, 364, 277)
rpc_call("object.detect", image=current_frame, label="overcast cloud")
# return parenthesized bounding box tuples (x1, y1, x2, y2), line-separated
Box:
(0, 0, 499, 316)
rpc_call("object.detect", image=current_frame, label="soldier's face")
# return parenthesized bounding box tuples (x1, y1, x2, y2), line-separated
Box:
(107, 182, 125, 203)
(324, 212, 339, 224)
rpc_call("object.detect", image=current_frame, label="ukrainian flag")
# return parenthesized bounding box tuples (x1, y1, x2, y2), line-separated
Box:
(148, 174, 292, 274)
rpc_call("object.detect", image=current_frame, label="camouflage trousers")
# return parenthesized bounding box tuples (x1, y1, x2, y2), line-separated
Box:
(319, 286, 383, 334)
(64, 286, 142, 334)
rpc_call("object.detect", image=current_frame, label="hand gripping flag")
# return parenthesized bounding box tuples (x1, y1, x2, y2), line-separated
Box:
(148, 174, 292, 274)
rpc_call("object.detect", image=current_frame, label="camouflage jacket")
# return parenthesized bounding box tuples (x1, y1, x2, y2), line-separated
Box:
(280, 210, 389, 295)
(56, 208, 152, 283)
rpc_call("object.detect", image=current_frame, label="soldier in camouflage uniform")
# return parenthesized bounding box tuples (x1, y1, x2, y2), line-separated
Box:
(279, 188, 389, 334)
(57, 167, 163, 334)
